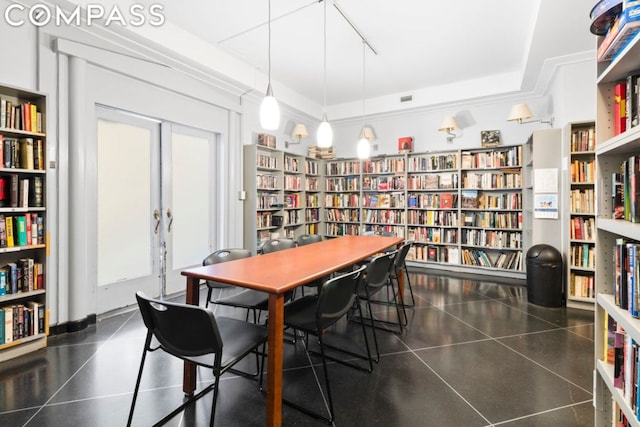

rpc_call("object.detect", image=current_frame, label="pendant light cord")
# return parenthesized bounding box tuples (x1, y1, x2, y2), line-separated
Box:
(268, 0, 272, 86)
(323, 0, 327, 114)
(362, 40, 365, 129)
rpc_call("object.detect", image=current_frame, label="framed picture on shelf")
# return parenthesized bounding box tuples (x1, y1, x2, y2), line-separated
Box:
(398, 136, 413, 153)
(480, 130, 501, 147)
(257, 133, 276, 148)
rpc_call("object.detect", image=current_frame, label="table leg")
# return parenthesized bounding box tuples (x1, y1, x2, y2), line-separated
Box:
(183, 276, 200, 396)
(266, 293, 284, 427)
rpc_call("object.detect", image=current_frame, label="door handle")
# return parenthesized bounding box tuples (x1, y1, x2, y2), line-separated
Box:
(153, 209, 161, 234)
(166, 208, 173, 233)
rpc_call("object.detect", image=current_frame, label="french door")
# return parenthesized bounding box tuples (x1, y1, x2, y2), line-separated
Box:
(95, 107, 216, 313)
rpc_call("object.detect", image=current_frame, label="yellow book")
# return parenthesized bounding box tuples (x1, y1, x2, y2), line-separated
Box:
(5, 216, 14, 247)
(30, 104, 37, 133)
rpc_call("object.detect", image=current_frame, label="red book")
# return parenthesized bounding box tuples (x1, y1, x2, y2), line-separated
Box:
(439, 193, 453, 209)
(615, 81, 627, 136)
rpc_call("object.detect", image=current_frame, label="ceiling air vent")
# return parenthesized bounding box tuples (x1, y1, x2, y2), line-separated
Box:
(400, 95, 413, 103)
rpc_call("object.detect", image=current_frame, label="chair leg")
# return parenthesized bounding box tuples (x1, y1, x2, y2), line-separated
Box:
(205, 286, 213, 309)
(317, 334, 335, 424)
(209, 373, 221, 427)
(403, 263, 415, 307)
(127, 336, 151, 427)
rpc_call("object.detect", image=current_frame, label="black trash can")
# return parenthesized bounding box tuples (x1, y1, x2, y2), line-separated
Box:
(526, 244, 564, 307)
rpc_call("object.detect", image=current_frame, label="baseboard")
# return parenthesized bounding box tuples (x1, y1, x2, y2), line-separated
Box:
(49, 314, 97, 336)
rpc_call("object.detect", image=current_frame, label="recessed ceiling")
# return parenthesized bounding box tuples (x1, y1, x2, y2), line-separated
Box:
(94, 0, 597, 114)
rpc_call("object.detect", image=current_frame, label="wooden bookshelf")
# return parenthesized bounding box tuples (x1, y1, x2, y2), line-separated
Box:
(0, 83, 48, 362)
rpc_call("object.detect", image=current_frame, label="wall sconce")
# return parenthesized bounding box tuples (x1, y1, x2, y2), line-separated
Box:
(438, 116, 461, 143)
(285, 124, 309, 148)
(507, 103, 554, 127)
(360, 126, 376, 142)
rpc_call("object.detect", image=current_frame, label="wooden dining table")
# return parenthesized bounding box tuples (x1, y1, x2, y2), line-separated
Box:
(180, 235, 404, 426)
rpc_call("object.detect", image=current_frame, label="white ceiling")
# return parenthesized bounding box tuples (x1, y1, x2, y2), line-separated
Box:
(153, 0, 596, 112)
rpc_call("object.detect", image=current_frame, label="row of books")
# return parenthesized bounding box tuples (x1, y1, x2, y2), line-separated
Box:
(325, 160, 360, 176)
(363, 209, 405, 225)
(0, 258, 44, 295)
(569, 272, 594, 298)
(284, 193, 301, 208)
(407, 210, 458, 227)
(0, 136, 45, 171)
(305, 160, 319, 175)
(0, 174, 43, 209)
(604, 317, 640, 422)
(461, 229, 522, 249)
(461, 170, 522, 190)
(570, 127, 596, 152)
(256, 174, 278, 190)
(306, 194, 319, 207)
(283, 155, 301, 173)
(324, 194, 359, 208)
(283, 176, 302, 191)
(460, 146, 522, 169)
(257, 193, 279, 210)
(408, 154, 457, 172)
(570, 243, 596, 269)
(0, 99, 43, 133)
(325, 208, 359, 223)
(406, 227, 458, 245)
(325, 223, 361, 237)
(570, 188, 595, 214)
(256, 212, 278, 229)
(613, 75, 640, 137)
(306, 177, 319, 191)
(363, 225, 404, 236)
(613, 156, 640, 222)
(305, 209, 319, 222)
(406, 245, 459, 264)
(362, 176, 405, 191)
(408, 193, 457, 209)
(0, 214, 44, 248)
(0, 302, 45, 345)
(570, 216, 596, 241)
(283, 210, 302, 226)
(460, 249, 523, 271)
(463, 211, 522, 230)
(365, 193, 405, 208)
(615, 238, 640, 316)
(571, 159, 595, 183)
(406, 173, 458, 190)
(362, 157, 406, 174)
(476, 193, 523, 210)
(325, 177, 359, 192)
(256, 153, 277, 170)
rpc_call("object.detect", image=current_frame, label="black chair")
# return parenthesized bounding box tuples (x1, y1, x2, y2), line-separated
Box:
(203, 248, 252, 306)
(352, 250, 401, 362)
(296, 234, 323, 246)
(128, 292, 267, 427)
(260, 237, 296, 254)
(278, 265, 371, 424)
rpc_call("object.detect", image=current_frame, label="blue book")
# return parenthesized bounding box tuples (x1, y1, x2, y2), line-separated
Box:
(7, 263, 17, 294)
(0, 309, 4, 344)
(0, 269, 5, 296)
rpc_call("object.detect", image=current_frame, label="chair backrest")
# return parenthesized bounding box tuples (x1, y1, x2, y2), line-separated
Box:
(363, 229, 395, 237)
(364, 250, 398, 290)
(316, 265, 366, 323)
(136, 291, 222, 358)
(296, 234, 323, 246)
(394, 240, 413, 268)
(261, 238, 296, 254)
(203, 248, 252, 266)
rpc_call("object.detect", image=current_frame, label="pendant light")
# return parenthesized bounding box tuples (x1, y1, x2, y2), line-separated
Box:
(317, 0, 333, 148)
(260, 0, 280, 130)
(357, 40, 370, 159)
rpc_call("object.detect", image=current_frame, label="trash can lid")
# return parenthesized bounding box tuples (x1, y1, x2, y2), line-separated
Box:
(526, 244, 561, 262)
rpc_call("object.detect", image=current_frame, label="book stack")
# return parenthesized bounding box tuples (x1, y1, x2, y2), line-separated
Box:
(594, 0, 640, 63)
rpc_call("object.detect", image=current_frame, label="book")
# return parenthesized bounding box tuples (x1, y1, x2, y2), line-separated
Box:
(0, 309, 4, 344)
(614, 172, 625, 219)
(30, 176, 43, 207)
(439, 193, 454, 209)
(15, 216, 27, 247)
(615, 81, 628, 136)
(5, 216, 14, 248)
(19, 178, 29, 208)
(19, 138, 34, 169)
(461, 190, 479, 208)
(0, 268, 5, 296)
(3, 306, 12, 344)
(9, 174, 18, 208)
(426, 246, 438, 261)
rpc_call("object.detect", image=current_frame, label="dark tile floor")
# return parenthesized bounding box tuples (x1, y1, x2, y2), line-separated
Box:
(0, 269, 594, 426)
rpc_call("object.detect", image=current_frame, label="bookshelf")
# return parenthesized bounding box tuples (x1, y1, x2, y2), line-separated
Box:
(567, 122, 596, 309)
(593, 30, 640, 427)
(324, 159, 361, 237)
(243, 144, 284, 253)
(361, 155, 407, 237)
(282, 153, 305, 239)
(0, 84, 48, 362)
(304, 157, 322, 236)
(406, 151, 459, 263)
(458, 145, 524, 273)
